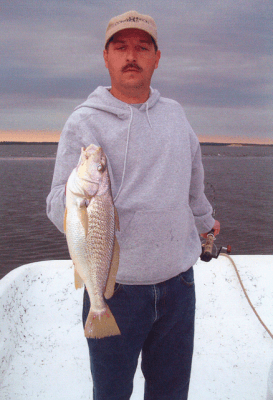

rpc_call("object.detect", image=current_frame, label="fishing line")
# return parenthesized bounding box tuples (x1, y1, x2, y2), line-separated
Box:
(220, 253, 273, 340)
(205, 180, 272, 339)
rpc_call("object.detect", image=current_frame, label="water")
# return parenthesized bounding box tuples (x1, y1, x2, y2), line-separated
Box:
(0, 143, 272, 279)
(201, 145, 273, 256)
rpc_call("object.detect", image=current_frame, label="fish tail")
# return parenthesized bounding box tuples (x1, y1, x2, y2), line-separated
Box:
(84, 305, 121, 339)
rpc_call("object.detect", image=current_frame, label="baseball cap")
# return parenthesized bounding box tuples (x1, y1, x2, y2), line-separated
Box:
(105, 10, 158, 48)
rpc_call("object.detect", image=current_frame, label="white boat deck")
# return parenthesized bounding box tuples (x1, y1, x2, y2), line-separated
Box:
(0, 255, 272, 399)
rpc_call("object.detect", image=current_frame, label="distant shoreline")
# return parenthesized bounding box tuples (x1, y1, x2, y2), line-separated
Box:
(0, 141, 58, 145)
(0, 141, 272, 147)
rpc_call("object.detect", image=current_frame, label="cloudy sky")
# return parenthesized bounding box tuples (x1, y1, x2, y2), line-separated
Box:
(1, 0, 272, 143)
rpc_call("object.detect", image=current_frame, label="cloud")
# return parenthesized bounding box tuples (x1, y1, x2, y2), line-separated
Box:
(185, 105, 273, 141)
(1, 0, 272, 141)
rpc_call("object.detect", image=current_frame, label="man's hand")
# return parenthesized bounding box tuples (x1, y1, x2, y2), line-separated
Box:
(200, 220, 220, 238)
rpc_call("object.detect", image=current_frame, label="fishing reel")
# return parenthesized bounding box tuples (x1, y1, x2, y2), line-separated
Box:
(200, 229, 231, 262)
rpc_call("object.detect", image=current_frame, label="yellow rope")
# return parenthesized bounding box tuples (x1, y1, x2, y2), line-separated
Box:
(220, 253, 273, 340)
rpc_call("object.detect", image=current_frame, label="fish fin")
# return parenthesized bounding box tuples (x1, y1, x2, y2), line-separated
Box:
(84, 305, 121, 339)
(104, 237, 120, 299)
(114, 207, 120, 231)
(63, 208, 67, 233)
(77, 207, 89, 237)
(74, 269, 84, 289)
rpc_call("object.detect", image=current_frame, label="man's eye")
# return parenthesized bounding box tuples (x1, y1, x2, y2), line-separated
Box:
(136, 46, 149, 51)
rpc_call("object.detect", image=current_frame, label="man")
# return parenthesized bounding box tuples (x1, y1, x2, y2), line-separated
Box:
(47, 10, 220, 400)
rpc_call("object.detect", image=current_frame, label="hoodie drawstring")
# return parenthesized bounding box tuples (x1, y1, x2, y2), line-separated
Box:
(113, 106, 133, 202)
(146, 103, 153, 129)
(113, 103, 152, 202)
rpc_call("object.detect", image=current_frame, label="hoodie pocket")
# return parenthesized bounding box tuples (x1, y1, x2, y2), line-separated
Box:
(117, 207, 191, 253)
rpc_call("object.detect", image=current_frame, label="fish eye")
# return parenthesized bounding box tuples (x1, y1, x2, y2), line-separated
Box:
(97, 163, 105, 172)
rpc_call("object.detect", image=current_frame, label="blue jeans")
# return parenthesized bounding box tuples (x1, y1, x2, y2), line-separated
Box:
(82, 267, 196, 400)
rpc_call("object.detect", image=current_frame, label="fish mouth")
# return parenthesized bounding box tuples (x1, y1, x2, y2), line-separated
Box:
(81, 178, 99, 185)
(81, 180, 99, 198)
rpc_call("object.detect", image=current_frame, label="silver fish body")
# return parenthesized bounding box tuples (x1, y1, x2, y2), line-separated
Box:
(65, 144, 120, 338)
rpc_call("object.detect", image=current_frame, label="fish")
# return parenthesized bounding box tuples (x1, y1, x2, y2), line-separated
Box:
(64, 144, 121, 339)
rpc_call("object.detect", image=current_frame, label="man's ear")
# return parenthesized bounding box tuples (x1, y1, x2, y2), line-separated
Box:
(103, 49, 109, 69)
(155, 50, 161, 70)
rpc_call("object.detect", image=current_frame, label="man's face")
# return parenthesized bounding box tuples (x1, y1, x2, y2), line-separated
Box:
(103, 29, 161, 99)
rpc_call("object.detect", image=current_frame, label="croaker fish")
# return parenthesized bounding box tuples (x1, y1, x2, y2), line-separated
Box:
(64, 144, 120, 338)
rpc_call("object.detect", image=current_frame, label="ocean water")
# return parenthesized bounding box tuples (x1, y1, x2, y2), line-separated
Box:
(0, 143, 272, 279)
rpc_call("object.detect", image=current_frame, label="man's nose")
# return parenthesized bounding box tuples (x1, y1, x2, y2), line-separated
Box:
(126, 47, 137, 62)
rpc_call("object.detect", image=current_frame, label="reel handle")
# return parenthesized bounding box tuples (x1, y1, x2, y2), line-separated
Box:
(200, 229, 231, 262)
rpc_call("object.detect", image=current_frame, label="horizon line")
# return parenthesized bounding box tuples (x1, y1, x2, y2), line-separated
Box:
(0, 130, 272, 145)
(1, 140, 272, 146)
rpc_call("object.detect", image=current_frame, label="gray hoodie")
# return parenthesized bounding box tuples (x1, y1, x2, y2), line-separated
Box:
(46, 86, 215, 284)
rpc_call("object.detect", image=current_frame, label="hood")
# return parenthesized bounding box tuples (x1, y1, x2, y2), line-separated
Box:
(74, 86, 161, 203)
(74, 86, 161, 119)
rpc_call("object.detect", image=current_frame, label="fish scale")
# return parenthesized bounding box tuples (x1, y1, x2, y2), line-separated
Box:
(85, 196, 114, 310)
(87, 198, 114, 264)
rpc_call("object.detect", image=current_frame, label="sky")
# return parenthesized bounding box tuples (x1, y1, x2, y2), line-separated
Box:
(1, 0, 272, 143)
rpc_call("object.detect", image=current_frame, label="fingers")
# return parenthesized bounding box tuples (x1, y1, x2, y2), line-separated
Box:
(200, 220, 220, 238)
(213, 220, 220, 236)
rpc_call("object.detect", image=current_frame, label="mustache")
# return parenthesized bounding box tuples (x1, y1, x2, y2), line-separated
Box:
(122, 63, 142, 72)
